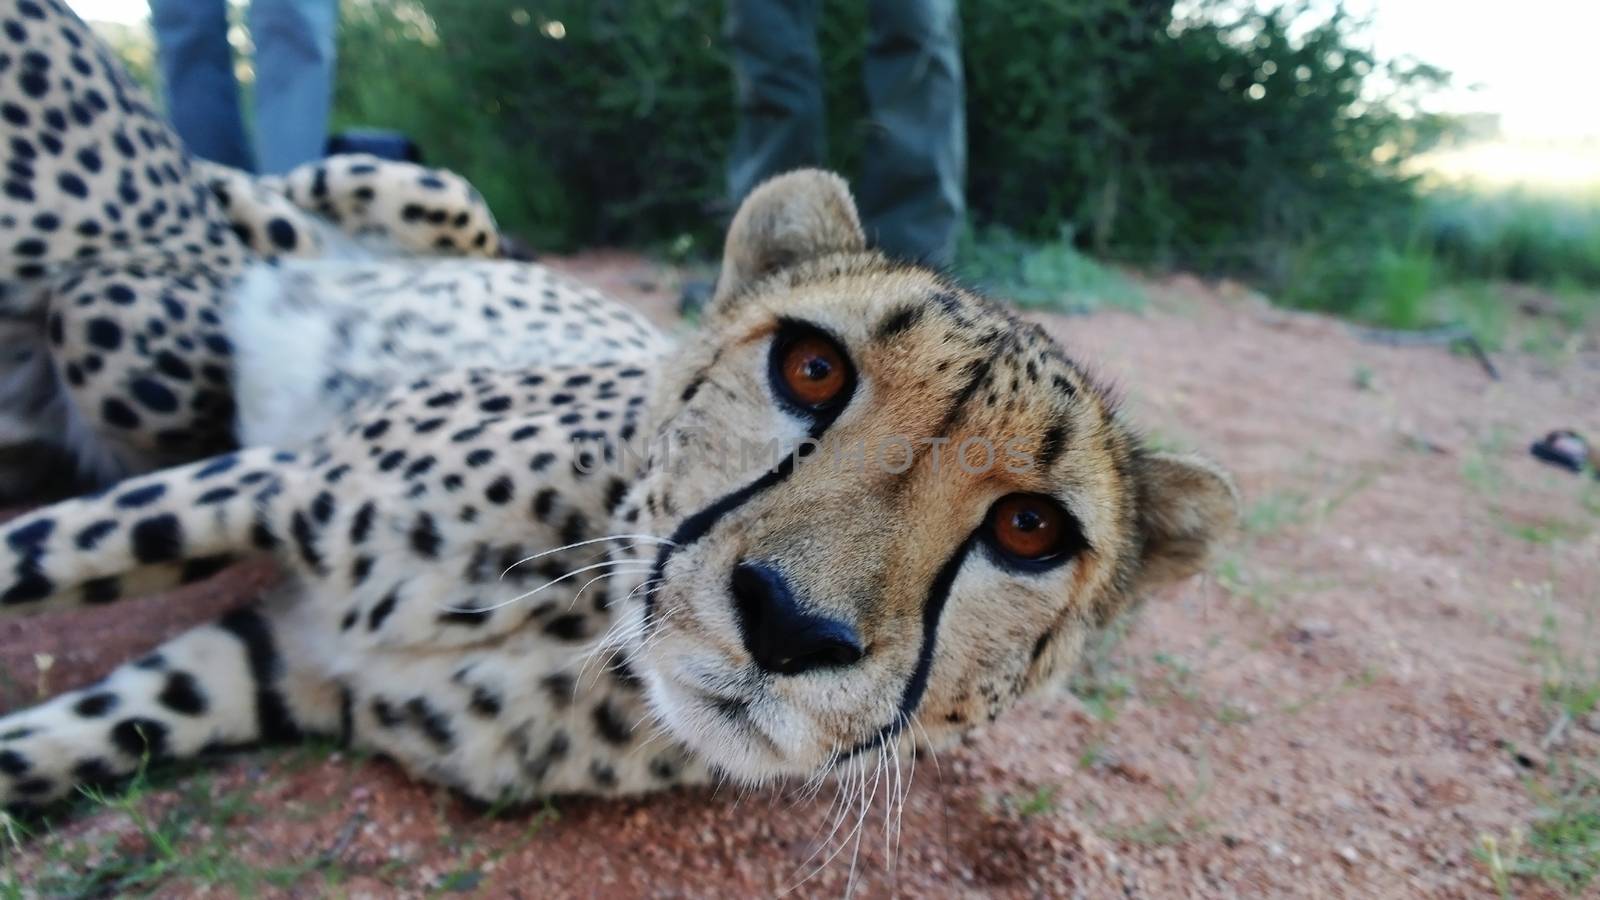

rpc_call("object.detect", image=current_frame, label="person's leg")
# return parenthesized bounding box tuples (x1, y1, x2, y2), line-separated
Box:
(249, 0, 339, 175)
(725, 0, 825, 207)
(860, 0, 966, 267)
(150, 0, 253, 170)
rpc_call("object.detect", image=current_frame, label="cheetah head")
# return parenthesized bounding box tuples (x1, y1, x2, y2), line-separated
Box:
(615, 170, 1238, 783)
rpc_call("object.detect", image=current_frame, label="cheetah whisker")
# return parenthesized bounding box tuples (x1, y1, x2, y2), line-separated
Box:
(497, 534, 675, 581)
(784, 750, 880, 896)
(841, 744, 886, 897)
(451, 559, 653, 615)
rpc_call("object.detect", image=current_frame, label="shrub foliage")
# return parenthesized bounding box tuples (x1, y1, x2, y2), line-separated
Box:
(334, 0, 1452, 285)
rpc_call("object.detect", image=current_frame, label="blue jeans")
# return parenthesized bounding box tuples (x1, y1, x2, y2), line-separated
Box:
(152, 0, 338, 174)
(726, 0, 966, 266)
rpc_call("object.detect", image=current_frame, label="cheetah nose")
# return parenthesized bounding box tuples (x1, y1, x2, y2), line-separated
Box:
(731, 561, 864, 675)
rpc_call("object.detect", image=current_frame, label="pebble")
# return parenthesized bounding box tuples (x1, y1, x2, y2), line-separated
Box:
(1338, 846, 1360, 865)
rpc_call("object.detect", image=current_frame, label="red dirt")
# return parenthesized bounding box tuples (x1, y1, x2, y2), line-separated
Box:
(5, 254, 1597, 898)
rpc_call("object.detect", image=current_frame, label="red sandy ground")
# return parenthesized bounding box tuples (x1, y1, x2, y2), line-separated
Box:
(4, 253, 1598, 898)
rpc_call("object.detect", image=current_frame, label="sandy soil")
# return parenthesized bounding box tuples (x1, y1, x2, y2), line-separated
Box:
(4, 254, 1598, 898)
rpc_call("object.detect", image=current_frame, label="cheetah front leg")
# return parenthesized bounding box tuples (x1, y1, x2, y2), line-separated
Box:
(0, 596, 341, 808)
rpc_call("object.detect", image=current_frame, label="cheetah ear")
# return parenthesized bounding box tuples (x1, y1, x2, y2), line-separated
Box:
(1133, 452, 1239, 590)
(711, 169, 866, 310)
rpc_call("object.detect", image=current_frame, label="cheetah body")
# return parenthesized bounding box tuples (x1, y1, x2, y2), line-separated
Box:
(0, 0, 654, 498)
(0, 0, 1239, 812)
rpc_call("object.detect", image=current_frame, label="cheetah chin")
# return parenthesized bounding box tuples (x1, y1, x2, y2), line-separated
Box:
(0, 0, 1237, 811)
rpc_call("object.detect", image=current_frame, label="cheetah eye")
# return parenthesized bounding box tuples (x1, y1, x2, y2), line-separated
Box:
(984, 493, 1085, 569)
(769, 322, 854, 417)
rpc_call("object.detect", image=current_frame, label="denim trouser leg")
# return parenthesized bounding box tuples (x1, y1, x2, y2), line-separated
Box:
(725, 0, 825, 208)
(249, 0, 338, 175)
(859, 0, 967, 267)
(151, 0, 253, 171)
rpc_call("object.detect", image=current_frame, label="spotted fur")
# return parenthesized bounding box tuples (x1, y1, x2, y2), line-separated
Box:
(0, 0, 642, 503)
(0, 167, 1238, 809)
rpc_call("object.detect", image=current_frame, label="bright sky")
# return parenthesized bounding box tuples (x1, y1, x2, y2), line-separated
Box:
(1341, 0, 1599, 139)
(71, 0, 1598, 139)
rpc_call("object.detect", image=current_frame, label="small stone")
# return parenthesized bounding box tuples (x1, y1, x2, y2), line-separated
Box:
(1338, 846, 1359, 865)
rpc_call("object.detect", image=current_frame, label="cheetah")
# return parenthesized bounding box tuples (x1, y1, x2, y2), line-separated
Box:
(0, 0, 653, 501)
(0, 164, 1239, 809)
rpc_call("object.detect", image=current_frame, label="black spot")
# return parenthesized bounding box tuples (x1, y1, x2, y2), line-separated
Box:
(75, 692, 119, 717)
(13, 776, 52, 797)
(130, 514, 183, 563)
(349, 501, 377, 544)
(465, 448, 494, 467)
(425, 391, 462, 408)
(510, 425, 540, 441)
(194, 454, 238, 479)
(155, 350, 193, 380)
(1037, 423, 1069, 470)
(590, 760, 618, 789)
(161, 540, 227, 580)
(216, 608, 301, 742)
(409, 513, 441, 558)
(378, 449, 406, 472)
(604, 478, 629, 514)
(469, 686, 502, 717)
(540, 673, 575, 708)
(101, 397, 140, 428)
(111, 718, 170, 759)
(351, 555, 374, 585)
(197, 486, 236, 505)
(58, 172, 87, 197)
(404, 456, 436, 479)
(532, 488, 557, 521)
(543, 613, 588, 641)
(876, 304, 928, 339)
(340, 609, 358, 631)
(115, 483, 165, 508)
(266, 217, 298, 251)
(290, 510, 325, 574)
(560, 512, 588, 547)
(105, 283, 135, 305)
(591, 700, 633, 745)
(484, 476, 513, 505)
(158, 672, 207, 715)
(85, 317, 122, 350)
(649, 755, 679, 781)
(310, 491, 336, 525)
(530, 452, 556, 472)
(680, 378, 703, 403)
(6, 517, 53, 554)
(73, 758, 116, 784)
(371, 698, 404, 727)
(362, 418, 390, 439)
(0, 749, 30, 775)
(368, 588, 400, 631)
(479, 395, 511, 413)
(404, 697, 454, 749)
(522, 731, 570, 781)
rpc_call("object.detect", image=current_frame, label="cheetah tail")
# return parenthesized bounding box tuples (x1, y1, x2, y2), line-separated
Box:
(0, 446, 296, 616)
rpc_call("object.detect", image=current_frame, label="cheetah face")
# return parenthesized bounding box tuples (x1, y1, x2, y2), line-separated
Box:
(615, 172, 1237, 784)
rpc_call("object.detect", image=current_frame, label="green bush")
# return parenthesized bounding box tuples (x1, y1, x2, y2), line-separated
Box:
(333, 0, 1451, 273)
(1418, 187, 1600, 287)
